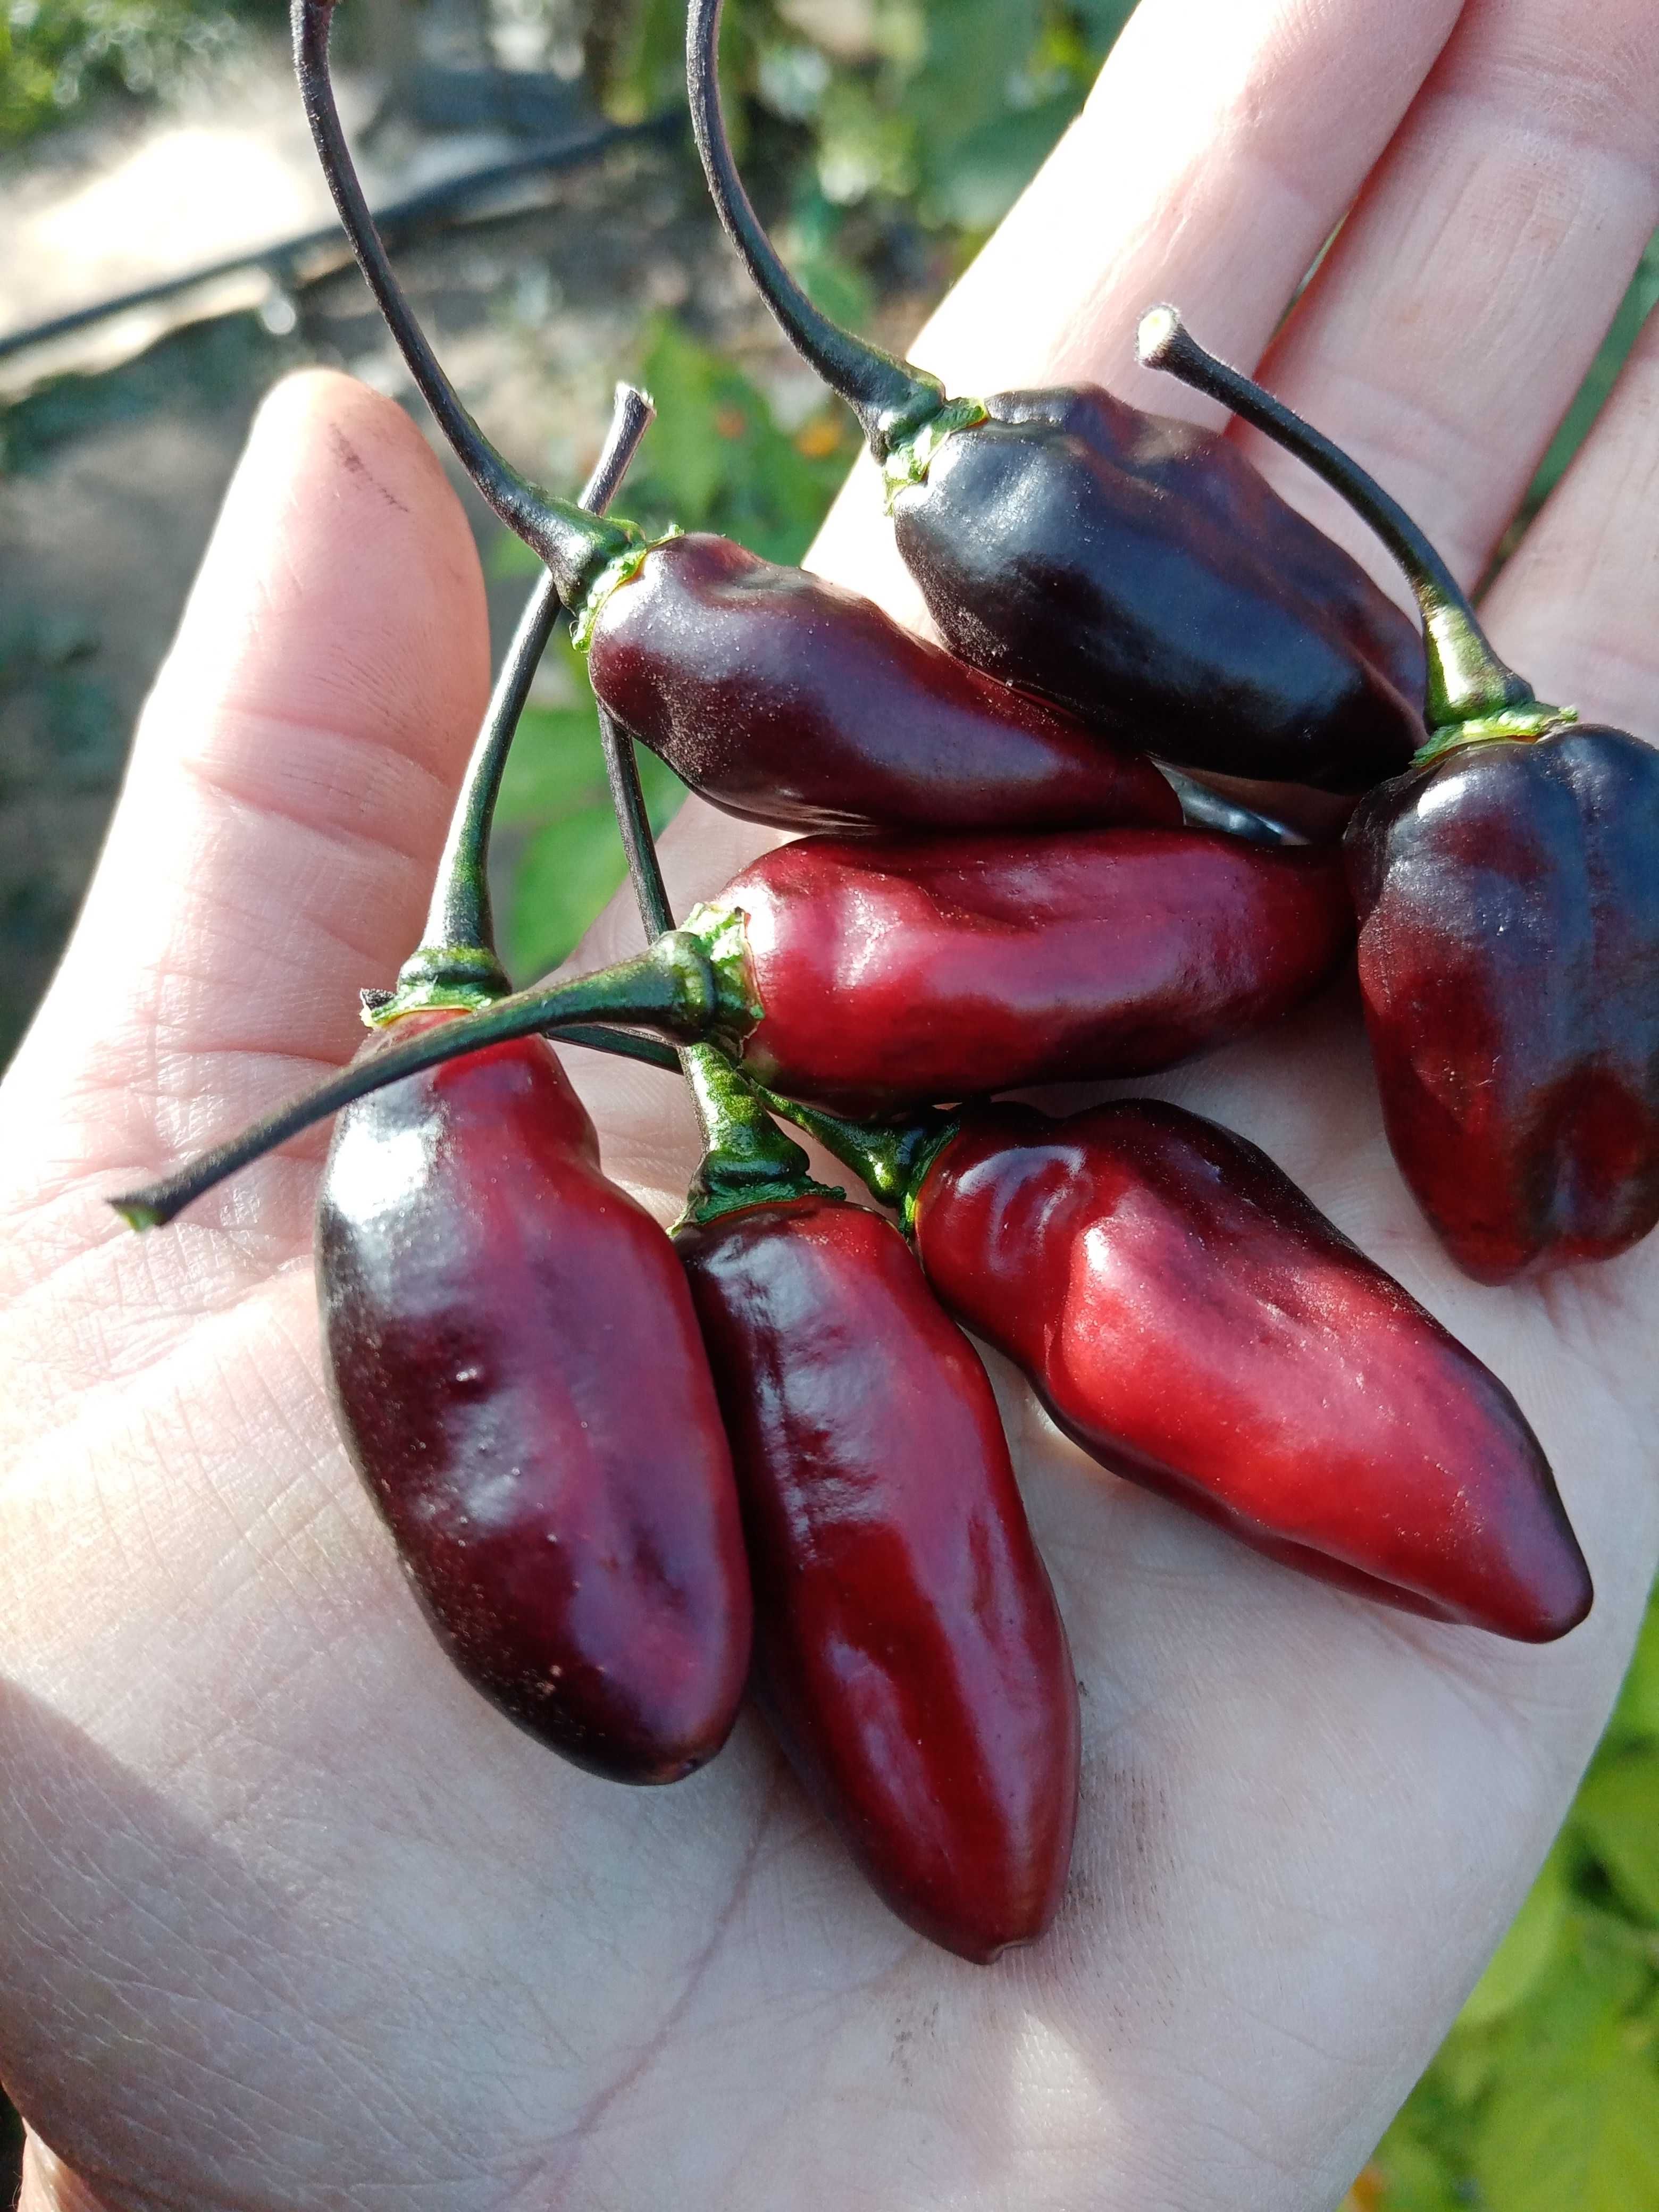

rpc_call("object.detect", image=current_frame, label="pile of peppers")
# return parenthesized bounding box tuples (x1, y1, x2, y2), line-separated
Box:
(111, 0, 1630, 1965)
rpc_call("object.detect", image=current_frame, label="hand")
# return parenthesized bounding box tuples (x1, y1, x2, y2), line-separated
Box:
(2, 1, 1655, 2203)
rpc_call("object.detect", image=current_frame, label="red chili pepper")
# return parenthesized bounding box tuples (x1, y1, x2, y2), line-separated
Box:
(685, 0, 1425, 794)
(760, 1095, 1592, 1644)
(116, 391, 753, 1784)
(292, 0, 1178, 843)
(908, 1101, 1590, 1640)
(676, 1186, 1079, 1962)
(319, 1017, 752, 1781)
(145, 819, 1359, 1186)
(1142, 308, 1659, 1281)
(695, 824, 1355, 1115)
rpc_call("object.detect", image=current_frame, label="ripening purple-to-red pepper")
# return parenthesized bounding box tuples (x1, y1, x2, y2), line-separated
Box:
(907, 1102, 1591, 1640)
(104, 0, 1619, 1966)
(696, 824, 1353, 1114)
(320, 1017, 752, 1782)
(1140, 306, 1659, 1285)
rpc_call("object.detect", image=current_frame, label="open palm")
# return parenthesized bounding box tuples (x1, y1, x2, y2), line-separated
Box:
(3, 1, 1656, 2205)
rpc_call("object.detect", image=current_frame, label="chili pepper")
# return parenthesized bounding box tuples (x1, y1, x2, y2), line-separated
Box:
(590, 701, 1077, 1957)
(674, 1049, 1079, 1961)
(121, 392, 753, 1783)
(125, 809, 1358, 1202)
(690, 822, 1355, 1117)
(292, 0, 1178, 841)
(769, 1094, 1593, 1645)
(683, 0, 1425, 794)
(1141, 307, 1659, 1283)
(318, 1016, 751, 1781)
(583, 529, 1180, 835)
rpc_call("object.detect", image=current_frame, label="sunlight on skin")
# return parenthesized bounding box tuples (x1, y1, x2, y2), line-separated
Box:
(0, 0, 1656, 2207)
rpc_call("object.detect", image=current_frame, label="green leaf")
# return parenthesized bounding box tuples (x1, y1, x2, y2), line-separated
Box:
(1473, 2018, 1659, 2212)
(624, 313, 847, 562)
(925, 90, 1083, 232)
(1367, 2125, 1464, 2212)
(904, 0, 1044, 161)
(493, 703, 609, 828)
(506, 807, 630, 979)
(634, 319, 726, 521)
(1573, 1748, 1659, 1925)
(1457, 1853, 1571, 2029)
(1605, 1583, 1659, 1749)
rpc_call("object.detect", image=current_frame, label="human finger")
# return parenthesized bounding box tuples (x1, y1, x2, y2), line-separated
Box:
(1479, 295, 1659, 730)
(1248, 0, 1659, 590)
(2, 370, 489, 1210)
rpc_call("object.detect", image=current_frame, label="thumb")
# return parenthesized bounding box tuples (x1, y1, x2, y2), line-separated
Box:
(0, 369, 489, 1232)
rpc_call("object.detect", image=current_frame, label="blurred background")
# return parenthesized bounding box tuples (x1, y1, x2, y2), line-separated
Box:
(1, 1, 1656, 2202)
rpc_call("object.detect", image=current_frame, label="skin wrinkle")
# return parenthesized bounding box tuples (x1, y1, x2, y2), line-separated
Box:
(172, 731, 448, 890)
(513, 1769, 790, 2212)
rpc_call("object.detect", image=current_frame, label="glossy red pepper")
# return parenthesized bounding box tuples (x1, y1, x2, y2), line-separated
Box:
(1142, 308, 1659, 1281)
(694, 824, 1355, 1115)
(130, 810, 1356, 1202)
(676, 1190, 1079, 1960)
(686, 0, 1425, 793)
(905, 1100, 1591, 1642)
(294, 0, 1176, 842)
(319, 1014, 752, 1781)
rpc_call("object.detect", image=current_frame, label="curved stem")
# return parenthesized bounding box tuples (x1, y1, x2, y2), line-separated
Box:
(112, 934, 719, 1229)
(685, 0, 943, 457)
(755, 1092, 954, 1222)
(599, 702, 676, 944)
(417, 386, 656, 988)
(1135, 306, 1543, 735)
(294, 0, 633, 597)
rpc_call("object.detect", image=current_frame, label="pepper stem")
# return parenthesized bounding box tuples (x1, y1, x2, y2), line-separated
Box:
(677, 1042, 838, 1227)
(685, 0, 945, 459)
(752, 1093, 954, 1224)
(1135, 306, 1566, 746)
(111, 934, 719, 1229)
(390, 384, 657, 1020)
(594, 692, 831, 1224)
(294, 0, 637, 599)
(599, 701, 676, 944)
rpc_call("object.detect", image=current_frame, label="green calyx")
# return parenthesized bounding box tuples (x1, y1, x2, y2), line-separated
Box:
(682, 898, 763, 1043)
(365, 942, 510, 1026)
(880, 396, 991, 510)
(755, 1091, 957, 1231)
(1413, 700, 1578, 769)
(676, 1042, 841, 1228)
(569, 523, 682, 651)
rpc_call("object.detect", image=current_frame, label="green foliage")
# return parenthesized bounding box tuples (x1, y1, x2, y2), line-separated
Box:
(490, 627, 685, 978)
(621, 311, 858, 561)
(598, 0, 1139, 252)
(0, 0, 244, 144)
(1367, 1581, 1659, 2210)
